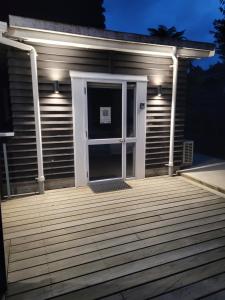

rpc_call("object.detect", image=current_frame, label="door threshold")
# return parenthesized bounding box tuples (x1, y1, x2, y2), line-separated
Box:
(89, 177, 123, 184)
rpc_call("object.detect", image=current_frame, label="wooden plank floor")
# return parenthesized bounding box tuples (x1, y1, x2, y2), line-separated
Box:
(2, 176, 225, 300)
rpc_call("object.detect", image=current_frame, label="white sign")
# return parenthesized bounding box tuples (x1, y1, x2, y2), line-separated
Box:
(100, 107, 111, 124)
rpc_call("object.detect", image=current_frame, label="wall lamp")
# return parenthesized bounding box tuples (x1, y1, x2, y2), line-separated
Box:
(157, 85, 162, 96)
(53, 80, 60, 94)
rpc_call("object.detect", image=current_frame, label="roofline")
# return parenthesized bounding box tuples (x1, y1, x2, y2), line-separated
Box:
(6, 15, 215, 59)
(9, 15, 215, 51)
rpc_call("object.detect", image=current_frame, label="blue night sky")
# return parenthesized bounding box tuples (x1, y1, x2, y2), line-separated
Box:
(104, 0, 222, 69)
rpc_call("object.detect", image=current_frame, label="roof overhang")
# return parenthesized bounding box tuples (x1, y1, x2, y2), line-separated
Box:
(5, 15, 215, 59)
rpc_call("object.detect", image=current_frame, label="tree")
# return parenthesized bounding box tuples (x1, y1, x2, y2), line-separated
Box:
(0, 0, 105, 29)
(212, 0, 225, 61)
(219, 0, 225, 14)
(148, 25, 186, 40)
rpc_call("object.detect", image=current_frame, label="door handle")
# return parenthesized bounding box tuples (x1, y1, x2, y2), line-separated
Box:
(119, 138, 125, 143)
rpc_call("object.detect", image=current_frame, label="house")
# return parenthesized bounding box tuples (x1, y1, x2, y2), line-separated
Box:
(0, 15, 215, 195)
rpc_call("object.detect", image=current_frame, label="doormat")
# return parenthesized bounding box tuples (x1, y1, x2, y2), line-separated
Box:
(89, 180, 132, 193)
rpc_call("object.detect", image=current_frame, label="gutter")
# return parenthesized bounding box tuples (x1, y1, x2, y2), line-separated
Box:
(0, 22, 45, 194)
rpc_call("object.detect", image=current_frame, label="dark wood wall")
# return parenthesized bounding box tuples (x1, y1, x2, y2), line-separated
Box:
(5, 44, 188, 194)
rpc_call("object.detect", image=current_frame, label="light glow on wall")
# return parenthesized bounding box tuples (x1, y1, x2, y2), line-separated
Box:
(47, 69, 66, 81)
(53, 80, 60, 94)
(157, 85, 162, 97)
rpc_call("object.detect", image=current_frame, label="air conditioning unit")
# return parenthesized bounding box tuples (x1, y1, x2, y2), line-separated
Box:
(0, 22, 7, 34)
(183, 140, 194, 166)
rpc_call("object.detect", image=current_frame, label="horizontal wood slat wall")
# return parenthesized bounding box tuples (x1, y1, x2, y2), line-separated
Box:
(5, 44, 188, 193)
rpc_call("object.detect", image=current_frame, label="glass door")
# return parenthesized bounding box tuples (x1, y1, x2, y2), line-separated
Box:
(87, 81, 136, 182)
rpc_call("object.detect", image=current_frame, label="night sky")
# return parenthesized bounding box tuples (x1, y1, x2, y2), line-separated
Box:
(104, 0, 222, 69)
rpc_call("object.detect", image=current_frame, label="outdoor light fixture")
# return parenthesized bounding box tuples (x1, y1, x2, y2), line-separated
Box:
(53, 80, 60, 93)
(157, 85, 162, 96)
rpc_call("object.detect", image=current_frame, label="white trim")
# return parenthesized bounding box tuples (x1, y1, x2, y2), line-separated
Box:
(71, 76, 76, 186)
(71, 71, 147, 187)
(88, 139, 124, 145)
(71, 78, 88, 187)
(8, 16, 214, 55)
(135, 81, 147, 179)
(7, 21, 214, 59)
(122, 82, 127, 179)
(18, 35, 213, 58)
(70, 71, 148, 82)
(126, 137, 137, 143)
(89, 177, 123, 184)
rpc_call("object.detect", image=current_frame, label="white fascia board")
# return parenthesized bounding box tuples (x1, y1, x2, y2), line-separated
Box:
(209, 49, 216, 57)
(7, 27, 174, 57)
(7, 27, 214, 59)
(70, 71, 148, 82)
(177, 47, 215, 58)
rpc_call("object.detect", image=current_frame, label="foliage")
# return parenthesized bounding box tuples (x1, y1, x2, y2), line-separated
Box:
(219, 0, 225, 14)
(0, 0, 105, 29)
(148, 25, 186, 40)
(212, 0, 225, 61)
(186, 62, 225, 159)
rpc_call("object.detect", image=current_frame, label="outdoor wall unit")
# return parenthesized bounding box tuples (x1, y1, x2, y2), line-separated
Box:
(183, 140, 194, 166)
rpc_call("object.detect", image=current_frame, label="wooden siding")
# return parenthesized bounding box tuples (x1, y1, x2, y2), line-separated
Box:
(2, 176, 225, 299)
(5, 44, 188, 192)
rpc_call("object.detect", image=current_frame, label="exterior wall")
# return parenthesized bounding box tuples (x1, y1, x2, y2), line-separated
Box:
(5, 44, 188, 194)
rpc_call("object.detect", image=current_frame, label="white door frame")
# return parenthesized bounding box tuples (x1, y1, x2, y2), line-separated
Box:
(70, 71, 148, 187)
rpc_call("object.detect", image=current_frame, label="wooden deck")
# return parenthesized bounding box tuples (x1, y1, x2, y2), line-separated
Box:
(2, 176, 225, 300)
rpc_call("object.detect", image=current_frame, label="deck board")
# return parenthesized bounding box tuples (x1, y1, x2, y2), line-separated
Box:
(9, 200, 225, 254)
(4, 188, 206, 231)
(2, 176, 225, 300)
(3, 184, 202, 224)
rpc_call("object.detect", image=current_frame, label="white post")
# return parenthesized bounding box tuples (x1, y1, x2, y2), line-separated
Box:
(168, 47, 179, 176)
(72, 78, 88, 187)
(0, 29, 45, 193)
(30, 49, 45, 193)
(135, 81, 147, 179)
